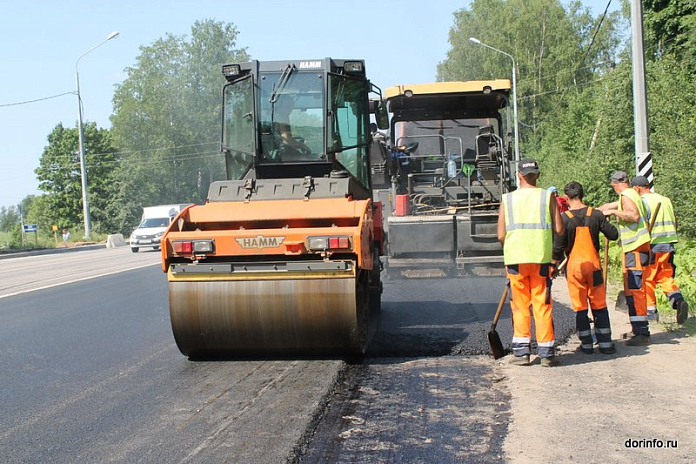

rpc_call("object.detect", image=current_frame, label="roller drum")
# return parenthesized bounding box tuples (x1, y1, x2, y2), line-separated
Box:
(169, 276, 369, 357)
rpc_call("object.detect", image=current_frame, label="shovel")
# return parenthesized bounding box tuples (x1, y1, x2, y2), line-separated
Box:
(488, 286, 509, 359)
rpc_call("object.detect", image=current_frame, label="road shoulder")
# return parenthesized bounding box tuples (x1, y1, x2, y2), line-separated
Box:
(501, 276, 695, 462)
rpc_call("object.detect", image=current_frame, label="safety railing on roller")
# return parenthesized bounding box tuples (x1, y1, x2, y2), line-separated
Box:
(394, 132, 507, 241)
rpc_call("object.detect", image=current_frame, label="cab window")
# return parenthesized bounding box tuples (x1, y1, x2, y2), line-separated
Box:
(329, 75, 370, 186)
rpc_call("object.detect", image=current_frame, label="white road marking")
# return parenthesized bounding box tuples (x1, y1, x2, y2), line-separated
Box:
(0, 261, 160, 300)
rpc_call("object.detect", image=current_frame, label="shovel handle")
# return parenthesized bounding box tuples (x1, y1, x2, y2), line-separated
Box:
(557, 257, 568, 273)
(602, 236, 609, 283)
(491, 286, 509, 329)
(648, 202, 661, 234)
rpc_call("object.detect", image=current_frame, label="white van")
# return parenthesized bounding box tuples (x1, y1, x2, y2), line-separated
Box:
(129, 204, 191, 253)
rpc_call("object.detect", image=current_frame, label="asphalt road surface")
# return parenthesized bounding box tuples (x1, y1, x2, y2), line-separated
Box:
(0, 247, 575, 463)
(298, 277, 575, 463)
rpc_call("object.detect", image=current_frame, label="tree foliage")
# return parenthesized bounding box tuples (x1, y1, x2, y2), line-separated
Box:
(439, 0, 696, 239)
(438, 0, 623, 147)
(643, 0, 696, 69)
(16, 6, 695, 250)
(642, 56, 696, 236)
(534, 2, 696, 238)
(110, 19, 249, 232)
(33, 122, 119, 235)
(0, 206, 20, 233)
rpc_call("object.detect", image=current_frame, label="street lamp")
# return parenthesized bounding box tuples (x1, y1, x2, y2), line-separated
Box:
(75, 31, 119, 239)
(469, 37, 520, 162)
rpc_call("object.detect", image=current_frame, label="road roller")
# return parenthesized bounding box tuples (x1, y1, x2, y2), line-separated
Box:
(161, 58, 388, 357)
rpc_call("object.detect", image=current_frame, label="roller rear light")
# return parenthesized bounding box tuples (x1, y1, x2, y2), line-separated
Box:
(307, 235, 351, 251)
(173, 239, 214, 255)
(173, 241, 193, 254)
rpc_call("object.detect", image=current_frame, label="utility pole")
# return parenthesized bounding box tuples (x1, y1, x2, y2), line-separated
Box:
(19, 204, 25, 246)
(75, 31, 120, 239)
(469, 37, 520, 162)
(630, 0, 652, 188)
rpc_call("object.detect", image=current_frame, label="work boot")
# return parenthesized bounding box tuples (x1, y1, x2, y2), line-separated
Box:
(540, 356, 559, 367)
(677, 300, 689, 324)
(625, 334, 651, 346)
(599, 344, 617, 355)
(578, 346, 594, 355)
(506, 354, 531, 366)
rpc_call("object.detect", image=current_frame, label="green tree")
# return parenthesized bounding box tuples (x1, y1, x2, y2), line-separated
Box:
(438, 0, 623, 152)
(537, 60, 635, 207)
(641, 1, 696, 237)
(110, 19, 249, 232)
(34, 123, 119, 235)
(643, 0, 696, 68)
(642, 56, 696, 237)
(537, 2, 696, 238)
(438, 1, 696, 240)
(0, 205, 20, 232)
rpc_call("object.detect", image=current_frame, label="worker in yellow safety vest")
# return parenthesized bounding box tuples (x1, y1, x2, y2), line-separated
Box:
(599, 171, 652, 346)
(631, 175, 689, 324)
(497, 158, 564, 367)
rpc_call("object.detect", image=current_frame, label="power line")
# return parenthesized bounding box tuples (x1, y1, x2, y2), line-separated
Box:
(517, 58, 616, 86)
(515, 76, 608, 129)
(0, 91, 75, 108)
(20, 141, 219, 161)
(39, 150, 223, 173)
(519, 77, 607, 101)
(88, 150, 223, 168)
(576, 1, 613, 75)
(84, 141, 219, 159)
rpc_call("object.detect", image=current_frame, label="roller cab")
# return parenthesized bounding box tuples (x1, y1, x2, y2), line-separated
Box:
(162, 59, 386, 357)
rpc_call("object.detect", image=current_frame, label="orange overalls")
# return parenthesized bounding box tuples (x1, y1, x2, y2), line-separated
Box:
(503, 188, 555, 359)
(646, 246, 681, 312)
(623, 243, 652, 336)
(508, 263, 555, 358)
(564, 208, 614, 353)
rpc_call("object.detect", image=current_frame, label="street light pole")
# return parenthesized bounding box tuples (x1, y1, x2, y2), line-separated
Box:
(75, 31, 119, 239)
(469, 37, 520, 162)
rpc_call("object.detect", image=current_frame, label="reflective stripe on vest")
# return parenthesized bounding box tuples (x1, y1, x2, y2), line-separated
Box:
(618, 188, 650, 252)
(503, 188, 553, 264)
(642, 193, 677, 244)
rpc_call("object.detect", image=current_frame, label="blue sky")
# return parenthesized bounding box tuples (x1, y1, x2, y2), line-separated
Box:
(0, 0, 618, 210)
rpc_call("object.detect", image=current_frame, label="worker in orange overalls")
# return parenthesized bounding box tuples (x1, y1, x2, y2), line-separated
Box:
(553, 182, 619, 354)
(631, 175, 689, 324)
(498, 158, 564, 367)
(599, 171, 652, 346)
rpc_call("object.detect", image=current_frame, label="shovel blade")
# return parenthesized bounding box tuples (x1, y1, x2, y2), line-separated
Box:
(615, 291, 628, 312)
(487, 327, 506, 359)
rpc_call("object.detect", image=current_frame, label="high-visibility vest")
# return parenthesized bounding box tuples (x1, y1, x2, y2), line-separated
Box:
(618, 187, 650, 252)
(502, 188, 553, 264)
(642, 192, 677, 244)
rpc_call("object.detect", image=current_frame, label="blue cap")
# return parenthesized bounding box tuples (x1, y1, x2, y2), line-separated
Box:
(548, 186, 558, 193)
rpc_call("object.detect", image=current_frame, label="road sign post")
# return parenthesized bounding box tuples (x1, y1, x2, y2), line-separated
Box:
(23, 224, 38, 246)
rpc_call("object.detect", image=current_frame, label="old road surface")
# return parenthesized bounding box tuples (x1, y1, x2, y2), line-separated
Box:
(0, 246, 576, 463)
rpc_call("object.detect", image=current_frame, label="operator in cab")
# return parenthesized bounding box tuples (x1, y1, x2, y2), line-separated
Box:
(273, 95, 312, 158)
